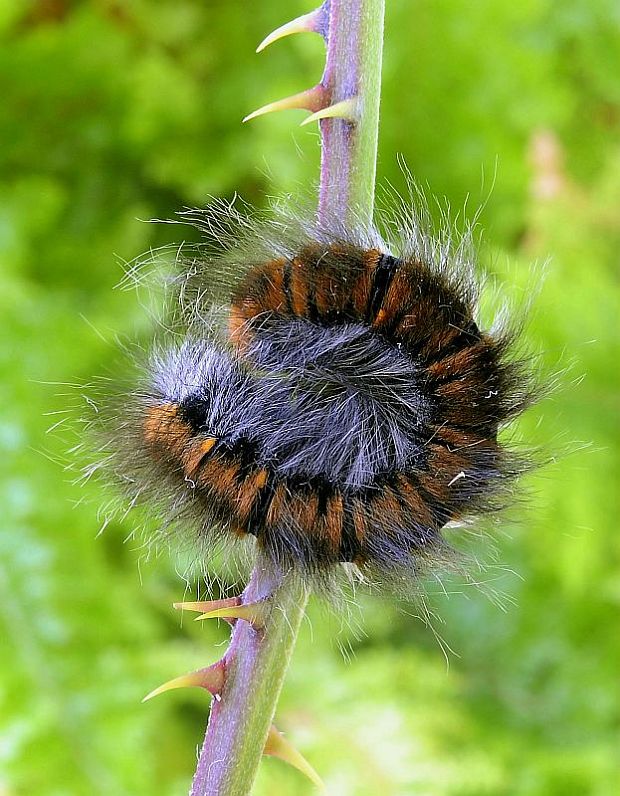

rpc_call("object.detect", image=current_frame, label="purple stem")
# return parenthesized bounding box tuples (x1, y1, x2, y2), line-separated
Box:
(318, 0, 384, 225)
(190, 571, 266, 794)
(189, 2, 385, 793)
(190, 569, 307, 796)
(319, 0, 357, 218)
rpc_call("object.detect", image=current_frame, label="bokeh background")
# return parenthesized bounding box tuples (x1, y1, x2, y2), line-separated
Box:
(1, 1, 619, 794)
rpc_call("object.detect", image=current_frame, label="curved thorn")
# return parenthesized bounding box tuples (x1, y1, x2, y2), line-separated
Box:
(194, 600, 270, 629)
(256, 7, 326, 53)
(174, 597, 241, 614)
(265, 724, 324, 790)
(142, 661, 225, 702)
(243, 85, 326, 123)
(300, 97, 358, 127)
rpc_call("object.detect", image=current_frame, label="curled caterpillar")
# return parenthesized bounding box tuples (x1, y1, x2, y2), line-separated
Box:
(96, 203, 537, 589)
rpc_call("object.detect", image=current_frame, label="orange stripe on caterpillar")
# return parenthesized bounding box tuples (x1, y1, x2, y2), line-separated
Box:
(143, 403, 219, 482)
(229, 257, 289, 347)
(183, 437, 218, 479)
(427, 339, 495, 380)
(194, 457, 240, 501)
(394, 474, 435, 530)
(286, 490, 320, 540)
(289, 255, 311, 317)
(371, 267, 411, 331)
(236, 469, 270, 524)
(371, 485, 404, 534)
(228, 305, 252, 351)
(266, 483, 287, 528)
(313, 253, 349, 318)
(426, 444, 473, 482)
(143, 403, 191, 459)
(350, 248, 380, 317)
(323, 493, 344, 554)
(431, 424, 495, 453)
(351, 500, 367, 546)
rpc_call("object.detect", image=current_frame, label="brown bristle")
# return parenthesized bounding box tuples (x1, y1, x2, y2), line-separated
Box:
(350, 248, 380, 317)
(323, 493, 344, 553)
(289, 256, 311, 317)
(228, 305, 251, 350)
(373, 486, 404, 533)
(351, 501, 367, 546)
(266, 483, 286, 528)
(229, 257, 289, 345)
(427, 444, 473, 482)
(287, 491, 320, 542)
(395, 475, 435, 529)
(143, 403, 191, 460)
(433, 425, 493, 452)
(371, 267, 410, 332)
(182, 437, 217, 479)
(233, 469, 268, 524)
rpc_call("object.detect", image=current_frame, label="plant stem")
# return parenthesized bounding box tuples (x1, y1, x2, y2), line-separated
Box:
(190, 2, 385, 793)
(319, 0, 385, 226)
(191, 571, 307, 796)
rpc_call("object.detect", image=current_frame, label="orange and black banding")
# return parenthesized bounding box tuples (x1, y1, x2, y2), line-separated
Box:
(230, 245, 405, 346)
(143, 402, 448, 566)
(135, 237, 533, 575)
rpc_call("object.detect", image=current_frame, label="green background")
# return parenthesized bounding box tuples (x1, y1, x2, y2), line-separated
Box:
(1, 1, 618, 794)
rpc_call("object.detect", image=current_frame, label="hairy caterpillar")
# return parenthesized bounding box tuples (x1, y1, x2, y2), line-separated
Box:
(94, 202, 537, 590)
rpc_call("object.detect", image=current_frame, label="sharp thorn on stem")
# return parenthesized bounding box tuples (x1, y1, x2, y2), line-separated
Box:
(264, 724, 324, 790)
(142, 661, 225, 702)
(256, 6, 327, 53)
(243, 85, 326, 123)
(300, 97, 359, 127)
(194, 599, 271, 630)
(174, 597, 241, 614)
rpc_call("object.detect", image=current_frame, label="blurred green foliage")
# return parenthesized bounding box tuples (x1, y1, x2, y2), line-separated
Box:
(1, 1, 618, 794)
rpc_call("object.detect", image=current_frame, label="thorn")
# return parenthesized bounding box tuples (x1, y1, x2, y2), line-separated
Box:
(142, 662, 225, 702)
(265, 725, 324, 790)
(243, 85, 326, 123)
(173, 597, 241, 614)
(195, 599, 270, 630)
(256, 7, 326, 53)
(300, 97, 358, 127)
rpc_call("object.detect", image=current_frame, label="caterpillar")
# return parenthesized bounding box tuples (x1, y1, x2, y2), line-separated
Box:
(95, 204, 537, 590)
